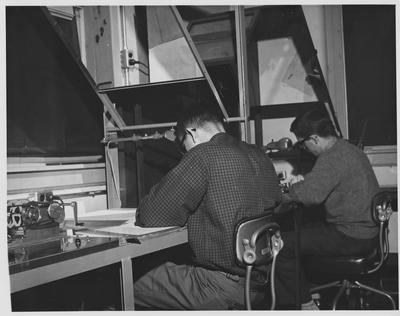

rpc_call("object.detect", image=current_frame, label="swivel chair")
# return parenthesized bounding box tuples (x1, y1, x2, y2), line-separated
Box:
(304, 190, 397, 310)
(234, 214, 283, 310)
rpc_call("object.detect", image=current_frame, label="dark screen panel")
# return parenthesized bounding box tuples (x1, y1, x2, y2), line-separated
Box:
(343, 5, 396, 146)
(6, 6, 104, 157)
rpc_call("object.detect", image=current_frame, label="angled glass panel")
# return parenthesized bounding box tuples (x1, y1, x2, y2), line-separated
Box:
(247, 5, 320, 106)
(243, 5, 342, 145)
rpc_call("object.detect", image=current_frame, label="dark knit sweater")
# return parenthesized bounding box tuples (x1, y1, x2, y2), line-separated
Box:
(289, 138, 379, 239)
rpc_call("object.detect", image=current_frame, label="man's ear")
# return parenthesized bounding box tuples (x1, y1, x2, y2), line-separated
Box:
(188, 128, 199, 142)
(188, 128, 198, 143)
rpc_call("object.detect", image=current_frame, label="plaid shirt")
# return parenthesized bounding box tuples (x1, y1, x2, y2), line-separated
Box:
(137, 132, 282, 276)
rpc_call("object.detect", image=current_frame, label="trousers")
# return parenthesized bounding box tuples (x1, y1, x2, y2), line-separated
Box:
(133, 261, 266, 310)
(275, 222, 377, 306)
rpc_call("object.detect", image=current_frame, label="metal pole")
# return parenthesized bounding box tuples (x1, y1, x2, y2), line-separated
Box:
(120, 6, 130, 86)
(107, 121, 176, 132)
(234, 6, 251, 143)
(99, 93, 127, 129)
(105, 116, 248, 133)
(169, 6, 229, 120)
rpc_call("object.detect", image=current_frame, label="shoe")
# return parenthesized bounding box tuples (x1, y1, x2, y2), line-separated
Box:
(301, 300, 319, 310)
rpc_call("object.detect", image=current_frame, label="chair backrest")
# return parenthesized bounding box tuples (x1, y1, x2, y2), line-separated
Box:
(368, 190, 395, 274)
(372, 191, 394, 224)
(234, 214, 280, 267)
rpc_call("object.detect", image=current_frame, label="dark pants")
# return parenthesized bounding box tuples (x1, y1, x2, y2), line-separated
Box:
(134, 262, 266, 310)
(275, 222, 377, 306)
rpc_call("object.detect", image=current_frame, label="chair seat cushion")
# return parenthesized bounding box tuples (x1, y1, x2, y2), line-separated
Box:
(303, 249, 378, 275)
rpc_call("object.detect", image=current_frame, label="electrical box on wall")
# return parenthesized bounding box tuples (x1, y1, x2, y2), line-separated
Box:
(120, 48, 135, 68)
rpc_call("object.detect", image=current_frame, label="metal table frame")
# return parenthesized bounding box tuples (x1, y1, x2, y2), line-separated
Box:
(9, 227, 188, 310)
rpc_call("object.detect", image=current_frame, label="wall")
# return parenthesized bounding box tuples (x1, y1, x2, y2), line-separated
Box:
(7, 160, 108, 218)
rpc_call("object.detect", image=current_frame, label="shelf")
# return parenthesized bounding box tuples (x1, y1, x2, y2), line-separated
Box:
(100, 77, 223, 124)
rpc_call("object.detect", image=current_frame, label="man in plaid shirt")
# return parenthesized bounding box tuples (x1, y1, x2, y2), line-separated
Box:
(134, 106, 282, 310)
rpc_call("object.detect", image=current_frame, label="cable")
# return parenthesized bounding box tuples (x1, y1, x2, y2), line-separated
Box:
(128, 59, 149, 76)
(130, 59, 149, 69)
(270, 234, 284, 310)
(368, 222, 385, 274)
(270, 251, 278, 310)
(384, 225, 389, 260)
(137, 67, 149, 76)
(245, 265, 252, 310)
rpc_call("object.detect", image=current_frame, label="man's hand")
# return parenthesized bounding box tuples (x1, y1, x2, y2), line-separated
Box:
(290, 174, 304, 185)
(135, 209, 144, 227)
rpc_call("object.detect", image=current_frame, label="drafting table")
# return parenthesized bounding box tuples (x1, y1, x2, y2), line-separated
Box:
(8, 209, 188, 310)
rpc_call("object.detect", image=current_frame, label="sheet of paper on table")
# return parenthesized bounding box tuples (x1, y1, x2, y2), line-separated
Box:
(74, 208, 179, 238)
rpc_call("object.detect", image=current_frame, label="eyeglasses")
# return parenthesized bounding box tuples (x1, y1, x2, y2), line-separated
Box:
(296, 136, 312, 150)
(178, 132, 188, 153)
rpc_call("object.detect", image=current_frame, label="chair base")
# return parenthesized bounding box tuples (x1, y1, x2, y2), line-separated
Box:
(310, 279, 397, 310)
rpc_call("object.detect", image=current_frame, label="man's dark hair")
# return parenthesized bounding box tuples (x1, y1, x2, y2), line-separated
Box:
(174, 104, 223, 141)
(290, 110, 337, 138)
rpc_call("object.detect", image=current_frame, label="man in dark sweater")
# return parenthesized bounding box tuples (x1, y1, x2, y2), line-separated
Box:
(276, 110, 380, 310)
(134, 106, 281, 309)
